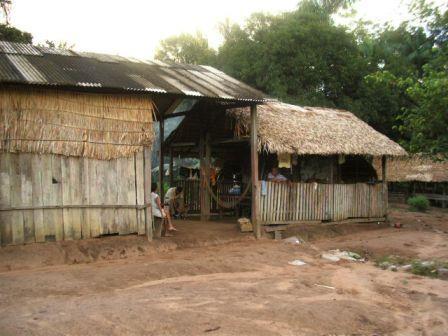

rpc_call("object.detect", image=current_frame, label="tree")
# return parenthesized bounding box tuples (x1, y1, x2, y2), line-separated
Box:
(217, 1, 367, 106)
(0, 23, 32, 43)
(397, 67, 448, 156)
(0, 0, 11, 24)
(38, 40, 74, 50)
(0, 0, 33, 43)
(155, 32, 216, 65)
(395, 2, 448, 156)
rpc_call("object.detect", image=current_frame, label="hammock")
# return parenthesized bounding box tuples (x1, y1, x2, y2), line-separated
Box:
(205, 180, 252, 209)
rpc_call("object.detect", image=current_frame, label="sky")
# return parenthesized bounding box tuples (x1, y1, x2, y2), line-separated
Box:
(7, 0, 445, 59)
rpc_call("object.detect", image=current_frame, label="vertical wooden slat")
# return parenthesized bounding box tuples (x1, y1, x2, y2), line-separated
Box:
(96, 160, 109, 235)
(135, 151, 146, 236)
(52, 156, 64, 241)
(88, 159, 101, 237)
(127, 156, 137, 234)
(61, 157, 73, 240)
(62, 157, 83, 240)
(0, 153, 12, 246)
(81, 157, 91, 239)
(106, 159, 118, 234)
(31, 155, 44, 243)
(19, 153, 34, 243)
(69, 157, 83, 239)
(143, 146, 153, 241)
(9, 154, 24, 244)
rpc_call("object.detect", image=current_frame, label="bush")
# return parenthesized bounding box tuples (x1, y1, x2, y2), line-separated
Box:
(407, 195, 429, 212)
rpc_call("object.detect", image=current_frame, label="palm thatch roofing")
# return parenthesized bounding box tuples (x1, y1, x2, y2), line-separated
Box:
(229, 101, 406, 156)
(0, 88, 154, 160)
(373, 155, 448, 182)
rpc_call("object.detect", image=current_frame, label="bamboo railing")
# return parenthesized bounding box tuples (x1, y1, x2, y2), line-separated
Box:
(259, 181, 385, 224)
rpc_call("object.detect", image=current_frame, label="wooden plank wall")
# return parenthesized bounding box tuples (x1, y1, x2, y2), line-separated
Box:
(0, 152, 146, 246)
(260, 181, 386, 224)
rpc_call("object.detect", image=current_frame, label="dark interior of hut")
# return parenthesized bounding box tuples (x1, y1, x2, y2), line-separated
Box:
(161, 99, 380, 220)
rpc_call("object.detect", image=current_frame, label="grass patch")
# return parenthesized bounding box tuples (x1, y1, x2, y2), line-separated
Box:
(407, 195, 430, 212)
(410, 260, 448, 278)
(375, 255, 410, 269)
(375, 255, 448, 279)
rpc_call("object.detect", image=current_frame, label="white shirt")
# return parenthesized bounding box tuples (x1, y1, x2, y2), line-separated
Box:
(267, 172, 288, 182)
(151, 192, 163, 218)
(164, 187, 177, 203)
(164, 187, 183, 203)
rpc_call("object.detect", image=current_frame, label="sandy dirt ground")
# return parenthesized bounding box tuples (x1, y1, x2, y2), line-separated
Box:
(0, 206, 447, 335)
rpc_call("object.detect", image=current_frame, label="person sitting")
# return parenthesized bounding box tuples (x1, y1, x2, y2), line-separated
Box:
(164, 186, 185, 219)
(151, 183, 177, 236)
(267, 167, 288, 182)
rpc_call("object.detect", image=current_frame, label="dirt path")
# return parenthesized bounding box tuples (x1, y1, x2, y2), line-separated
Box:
(0, 207, 447, 335)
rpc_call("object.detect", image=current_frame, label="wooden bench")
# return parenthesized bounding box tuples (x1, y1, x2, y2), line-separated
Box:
(264, 225, 288, 240)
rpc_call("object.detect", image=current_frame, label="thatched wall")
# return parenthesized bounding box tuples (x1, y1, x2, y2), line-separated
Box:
(0, 88, 154, 160)
(229, 102, 406, 157)
(373, 155, 448, 182)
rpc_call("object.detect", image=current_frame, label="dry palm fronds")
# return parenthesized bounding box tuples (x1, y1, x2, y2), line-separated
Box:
(373, 155, 448, 182)
(228, 101, 407, 157)
(0, 88, 154, 160)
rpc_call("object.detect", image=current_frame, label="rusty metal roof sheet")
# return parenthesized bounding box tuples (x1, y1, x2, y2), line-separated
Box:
(0, 41, 268, 102)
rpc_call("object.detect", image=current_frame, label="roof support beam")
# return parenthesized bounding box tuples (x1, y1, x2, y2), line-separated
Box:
(382, 155, 388, 219)
(199, 130, 211, 222)
(158, 117, 165, 200)
(251, 104, 261, 239)
(163, 98, 183, 116)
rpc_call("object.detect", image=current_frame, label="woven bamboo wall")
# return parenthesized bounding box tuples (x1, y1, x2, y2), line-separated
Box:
(0, 152, 147, 246)
(0, 88, 154, 160)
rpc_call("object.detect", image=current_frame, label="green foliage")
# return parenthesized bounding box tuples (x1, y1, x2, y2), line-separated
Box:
(155, 32, 216, 65)
(38, 40, 75, 50)
(375, 255, 448, 279)
(398, 68, 448, 156)
(375, 255, 410, 267)
(217, 2, 367, 107)
(407, 195, 430, 212)
(212, 0, 448, 154)
(0, 23, 32, 43)
(410, 260, 439, 277)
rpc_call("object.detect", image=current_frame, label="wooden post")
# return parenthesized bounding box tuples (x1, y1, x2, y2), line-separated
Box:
(158, 117, 164, 200)
(200, 131, 211, 221)
(250, 105, 261, 238)
(143, 146, 153, 241)
(169, 147, 174, 187)
(381, 155, 388, 218)
(443, 183, 447, 209)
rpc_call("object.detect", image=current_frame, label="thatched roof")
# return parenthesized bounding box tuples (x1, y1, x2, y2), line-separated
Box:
(373, 155, 448, 182)
(229, 101, 406, 157)
(0, 88, 154, 160)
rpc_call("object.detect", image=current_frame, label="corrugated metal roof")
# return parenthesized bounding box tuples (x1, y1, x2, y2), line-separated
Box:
(5, 54, 47, 82)
(0, 41, 43, 55)
(0, 41, 268, 102)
